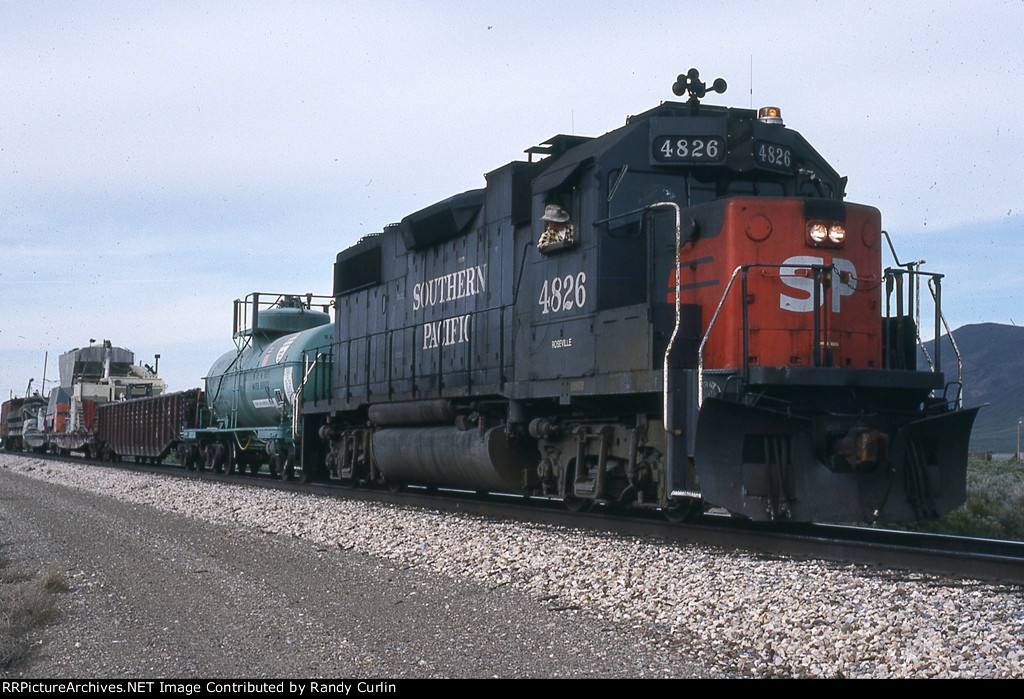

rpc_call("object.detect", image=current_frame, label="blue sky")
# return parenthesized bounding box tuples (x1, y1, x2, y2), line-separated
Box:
(2, 1, 1023, 397)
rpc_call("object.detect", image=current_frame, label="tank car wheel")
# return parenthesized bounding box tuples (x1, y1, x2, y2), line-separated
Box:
(215, 443, 228, 473)
(298, 464, 320, 484)
(276, 448, 295, 481)
(224, 441, 236, 476)
(178, 445, 194, 471)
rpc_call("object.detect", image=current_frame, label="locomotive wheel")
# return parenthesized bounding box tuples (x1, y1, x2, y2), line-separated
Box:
(663, 500, 705, 523)
(563, 462, 591, 512)
(563, 496, 592, 513)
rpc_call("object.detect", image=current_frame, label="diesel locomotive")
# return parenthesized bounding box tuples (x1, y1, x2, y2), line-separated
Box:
(297, 70, 978, 522)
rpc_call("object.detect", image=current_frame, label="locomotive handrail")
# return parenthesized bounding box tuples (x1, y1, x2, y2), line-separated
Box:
(882, 263, 962, 408)
(929, 276, 963, 408)
(698, 262, 836, 406)
(881, 230, 961, 399)
(292, 349, 327, 439)
(654, 202, 683, 436)
(698, 265, 744, 407)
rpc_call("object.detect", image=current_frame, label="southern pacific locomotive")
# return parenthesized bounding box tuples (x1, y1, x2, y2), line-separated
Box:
(3, 72, 979, 523)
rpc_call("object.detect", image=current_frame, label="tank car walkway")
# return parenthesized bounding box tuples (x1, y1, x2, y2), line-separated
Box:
(0, 463, 710, 678)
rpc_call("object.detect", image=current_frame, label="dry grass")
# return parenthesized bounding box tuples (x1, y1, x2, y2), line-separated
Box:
(0, 557, 67, 673)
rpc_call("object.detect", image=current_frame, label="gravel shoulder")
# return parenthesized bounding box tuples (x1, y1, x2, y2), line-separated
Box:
(0, 459, 713, 678)
(2, 454, 1023, 678)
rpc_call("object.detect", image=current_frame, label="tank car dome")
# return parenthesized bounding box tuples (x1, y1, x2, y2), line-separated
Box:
(255, 304, 330, 337)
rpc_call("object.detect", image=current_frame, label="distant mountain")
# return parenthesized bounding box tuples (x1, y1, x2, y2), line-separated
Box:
(921, 323, 1024, 453)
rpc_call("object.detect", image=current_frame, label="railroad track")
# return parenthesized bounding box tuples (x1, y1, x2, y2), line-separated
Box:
(9, 450, 1024, 586)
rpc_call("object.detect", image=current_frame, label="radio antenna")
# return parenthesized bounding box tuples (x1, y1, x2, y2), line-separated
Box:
(749, 55, 754, 108)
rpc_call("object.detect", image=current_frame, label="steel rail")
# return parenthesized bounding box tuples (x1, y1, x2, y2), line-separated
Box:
(7, 450, 1023, 587)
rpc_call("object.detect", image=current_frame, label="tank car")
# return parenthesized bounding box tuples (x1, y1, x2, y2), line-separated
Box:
(179, 293, 333, 478)
(298, 71, 979, 523)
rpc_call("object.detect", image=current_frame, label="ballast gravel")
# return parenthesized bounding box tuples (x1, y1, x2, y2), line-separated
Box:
(3, 455, 1022, 678)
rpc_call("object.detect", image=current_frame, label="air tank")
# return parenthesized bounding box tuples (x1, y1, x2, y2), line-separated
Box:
(204, 300, 333, 429)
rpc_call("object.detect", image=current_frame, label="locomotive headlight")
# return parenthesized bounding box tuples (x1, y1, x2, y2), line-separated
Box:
(808, 223, 828, 243)
(806, 221, 846, 247)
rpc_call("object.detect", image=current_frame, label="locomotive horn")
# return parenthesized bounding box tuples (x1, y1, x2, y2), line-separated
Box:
(672, 69, 727, 102)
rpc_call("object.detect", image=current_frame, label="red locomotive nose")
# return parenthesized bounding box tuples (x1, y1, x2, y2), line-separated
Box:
(672, 198, 882, 372)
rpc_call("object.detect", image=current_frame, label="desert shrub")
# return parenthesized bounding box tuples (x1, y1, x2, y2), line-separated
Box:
(0, 558, 66, 673)
(912, 458, 1024, 540)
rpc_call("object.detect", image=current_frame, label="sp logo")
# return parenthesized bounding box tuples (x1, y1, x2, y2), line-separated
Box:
(779, 256, 857, 313)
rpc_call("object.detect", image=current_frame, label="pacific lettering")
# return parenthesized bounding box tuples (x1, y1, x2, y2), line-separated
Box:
(422, 313, 471, 349)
